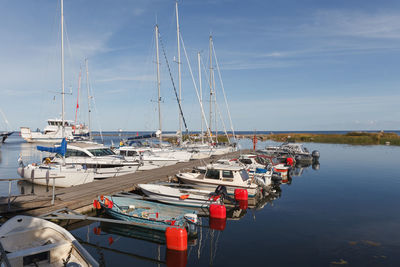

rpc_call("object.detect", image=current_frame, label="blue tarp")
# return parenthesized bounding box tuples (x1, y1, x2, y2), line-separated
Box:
(37, 138, 67, 156)
(255, 168, 267, 174)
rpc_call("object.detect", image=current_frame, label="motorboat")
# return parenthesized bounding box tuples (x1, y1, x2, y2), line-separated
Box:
(50, 141, 141, 179)
(261, 142, 319, 165)
(98, 195, 198, 236)
(20, 119, 76, 143)
(120, 140, 193, 162)
(116, 147, 179, 171)
(138, 183, 224, 208)
(0, 215, 98, 266)
(176, 164, 260, 197)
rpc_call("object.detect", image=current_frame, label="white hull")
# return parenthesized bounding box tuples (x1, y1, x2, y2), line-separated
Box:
(0, 215, 98, 267)
(17, 164, 94, 187)
(139, 183, 221, 207)
(54, 158, 140, 179)
(177, 172, 259, 196)
(20, 127, 74, 143)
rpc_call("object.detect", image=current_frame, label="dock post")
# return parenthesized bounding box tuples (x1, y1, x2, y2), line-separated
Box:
(51, 177, 55, 205)
(7, 180, 11, 211)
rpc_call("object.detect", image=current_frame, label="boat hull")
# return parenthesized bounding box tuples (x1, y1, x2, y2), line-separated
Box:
(176, 173, 259, 197)
(17, 164, 94, 187)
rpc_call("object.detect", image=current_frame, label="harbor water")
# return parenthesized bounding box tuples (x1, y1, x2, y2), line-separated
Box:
(1, 134, 400, 266)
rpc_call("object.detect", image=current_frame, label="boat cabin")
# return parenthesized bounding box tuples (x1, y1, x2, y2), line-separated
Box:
(203, 164, 250, 183)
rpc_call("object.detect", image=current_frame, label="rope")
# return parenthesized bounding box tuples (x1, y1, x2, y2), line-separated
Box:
(158, 28, 189, 135)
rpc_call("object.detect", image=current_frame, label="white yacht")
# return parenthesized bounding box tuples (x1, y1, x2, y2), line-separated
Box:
(50, 141, 141, 179)
(116, 146, 179, 171)
(20, 118, 88, 143)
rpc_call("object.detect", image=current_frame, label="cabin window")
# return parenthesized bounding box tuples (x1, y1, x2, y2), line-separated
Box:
(120, 151, 127, 156)
(222, 170, 234, 178)
(205, 169, 220, 180)
(239, 159, 252, 165)
(127, 151, 137, 156)
(240, 170, 250, 181)
(88, 148, 116, 156)
(65, 149, 90, 157)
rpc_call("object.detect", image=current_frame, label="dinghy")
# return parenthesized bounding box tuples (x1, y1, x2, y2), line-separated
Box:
(0, 215, 98, 267)
(98, 195, 198, 236)
(138, 183, 224, 208)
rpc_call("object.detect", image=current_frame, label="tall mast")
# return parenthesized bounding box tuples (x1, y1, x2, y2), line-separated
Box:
(85, 58, 92, 140)
(198, 52, 204, 144)
(175, 1, 183, 144)
(155, 25, 162, 144)
(209, 35, 213, 142)
(61, 0, 65, 139)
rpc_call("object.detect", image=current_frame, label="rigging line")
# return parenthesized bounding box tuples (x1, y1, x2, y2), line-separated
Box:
(0, 108, 11, 130)
(215, 102, 231, 144)
(86, 67, 103, 143)
(212, 44, 236, 141)
(158, 28, 189, 134)
(179, 33, 213, 143)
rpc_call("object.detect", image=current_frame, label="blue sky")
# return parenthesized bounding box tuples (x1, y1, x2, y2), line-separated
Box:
(0, 0, 399, 131)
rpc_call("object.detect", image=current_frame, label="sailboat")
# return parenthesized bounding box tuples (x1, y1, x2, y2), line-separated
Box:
(17, 0, 95, 187)
(0, 108, 13, 143)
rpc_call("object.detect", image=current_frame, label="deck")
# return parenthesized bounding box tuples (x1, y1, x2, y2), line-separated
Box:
(0, 150, 248, 217)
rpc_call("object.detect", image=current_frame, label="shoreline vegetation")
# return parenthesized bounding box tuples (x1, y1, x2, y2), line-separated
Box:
(237, 131, 400, 146)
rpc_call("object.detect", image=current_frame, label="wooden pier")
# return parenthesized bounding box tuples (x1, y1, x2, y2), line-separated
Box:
(0, 150, 248, 217)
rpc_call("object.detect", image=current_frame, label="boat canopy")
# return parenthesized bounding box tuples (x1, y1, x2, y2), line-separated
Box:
(37, 138, 67, 156)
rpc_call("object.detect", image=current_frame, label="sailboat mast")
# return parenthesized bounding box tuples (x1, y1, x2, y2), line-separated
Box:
(198, 52, 204, 144)
(175, 1, 183, 144)
(209, 35, 213, 143)
(61, 0, 65, 139)
(155, 25, 162, 144)
(85, 58, 92, 140)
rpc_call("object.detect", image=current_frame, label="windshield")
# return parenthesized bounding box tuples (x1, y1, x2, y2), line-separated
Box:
(240, 170, 250, 181)
(88, 148, 115, 156)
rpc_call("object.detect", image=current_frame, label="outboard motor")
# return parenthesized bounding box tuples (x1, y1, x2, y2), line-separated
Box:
(312, 150, 320, 160)
(214, 185, 235, 203)
(271, 172, 282, 184)
(184, 213, 199, 236)
(312, 161, 320, 170)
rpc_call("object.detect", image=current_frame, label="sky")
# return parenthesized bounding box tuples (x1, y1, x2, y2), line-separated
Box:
(0, 0, 400, 132)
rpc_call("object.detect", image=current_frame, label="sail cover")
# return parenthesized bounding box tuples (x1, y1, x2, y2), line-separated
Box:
(37, 138, 67, 156)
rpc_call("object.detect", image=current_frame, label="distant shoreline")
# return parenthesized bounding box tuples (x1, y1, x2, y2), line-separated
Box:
(237, 131, 400, 146)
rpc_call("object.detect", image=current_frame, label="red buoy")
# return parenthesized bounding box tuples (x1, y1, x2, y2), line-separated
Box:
(108, 200, 113, 209)
(165, 227, 188, 251)
(286, 157, 294, 166)
(166, 249, 188, 267)
(209, 217, 226, 231)
(234, 189, 248, 201)
(239, 200, 248, 210)
(209, 204, 226, 219)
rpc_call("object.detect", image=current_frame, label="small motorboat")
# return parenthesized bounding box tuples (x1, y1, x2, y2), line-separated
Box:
(98, 195, 198, 236)
(0, 215, 98, 267)
(176, 164, 260, 197)
(138, 183, 225, 208)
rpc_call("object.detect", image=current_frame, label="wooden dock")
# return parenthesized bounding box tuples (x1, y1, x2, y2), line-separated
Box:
(0, 150, 248, 217)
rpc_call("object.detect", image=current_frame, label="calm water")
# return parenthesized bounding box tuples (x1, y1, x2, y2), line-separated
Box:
(1, 134, 400, 266)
